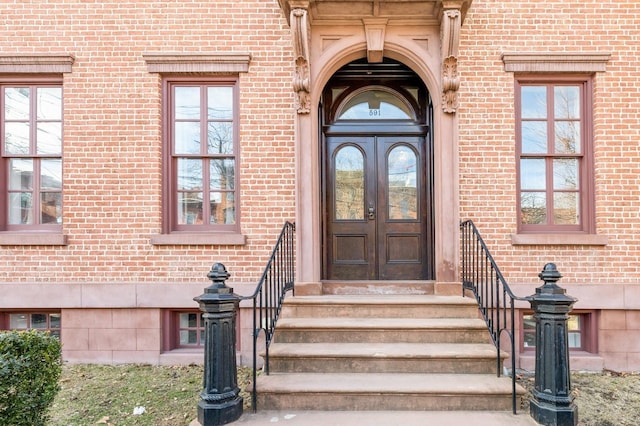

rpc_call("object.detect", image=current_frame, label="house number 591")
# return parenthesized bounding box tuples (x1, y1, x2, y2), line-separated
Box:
(369, 109, 381, 117)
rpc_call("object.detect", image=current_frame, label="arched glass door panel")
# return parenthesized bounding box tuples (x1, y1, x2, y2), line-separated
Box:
(387, 145, 418, 220)
(334, 145, 365, 220)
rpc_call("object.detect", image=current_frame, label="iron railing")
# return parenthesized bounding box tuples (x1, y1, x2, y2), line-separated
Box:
(460, 219, 528, 414)
(241, 221, 295, 411)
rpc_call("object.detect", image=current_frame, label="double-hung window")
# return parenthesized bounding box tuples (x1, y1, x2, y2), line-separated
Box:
(1, 80, 63, 231)
(165, 78, 239, 233)
(516, 76, 594, 233)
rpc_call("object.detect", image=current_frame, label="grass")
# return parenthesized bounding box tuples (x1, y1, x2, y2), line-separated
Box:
(48, 364, 253, 426)
(48, 364, 640, 426)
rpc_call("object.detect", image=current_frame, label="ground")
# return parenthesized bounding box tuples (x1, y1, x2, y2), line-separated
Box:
(47, 364, 639, 425)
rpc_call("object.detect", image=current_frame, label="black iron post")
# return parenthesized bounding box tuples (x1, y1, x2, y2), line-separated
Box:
(528, 263, 578, 426)
(194, 263, 243, 426)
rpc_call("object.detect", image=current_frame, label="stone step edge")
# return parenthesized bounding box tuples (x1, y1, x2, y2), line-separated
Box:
(284, 294, 477, 306)
(275, 317, 488, 330)
(266, 342, 506, 360)
(256, 372, 526, 395)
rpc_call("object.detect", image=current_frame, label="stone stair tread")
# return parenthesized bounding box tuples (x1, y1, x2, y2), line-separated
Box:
(285, 294, 477, 306)
(276, 317, 487, 329)
(268, 342, 503, 359)
(257, 372, 525, 395)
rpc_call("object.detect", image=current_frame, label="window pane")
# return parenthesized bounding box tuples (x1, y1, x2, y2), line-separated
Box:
(210, 192, 235, 224)
(37, 122, 62, 155)
(568, 315, 581, 331)
(31, 314, 48, 329)
(182, 313, 198, 328)
(520, 158, 546, 190)
(554, 86, 580, 119)
(177, 158, 202, 190)
(9, 159, 33, 190)
(555, 121, 580, 154)
(553, 158, 578, 190)
(41, 159, 62, 190)
(9, 192, 33, 225)
(554, 192, 579, 224)
(178, 192, 203, 225)
(174, 121, 201, 154)
(9, 313, 28, 329)
(4, 122, 30, 154)
(175, 87, 200, 119)
(521, 121, 547, 153)
(179, 330, 199, 345)
(521, 86, 547, 119)
(521, 192, 546, 224)
(334, 146, 364, 220)
(568, 332, 581, 348)
(523, 315, 536, 331)
(523, 332, 536, 348)
(388, 146, 417, 220)
(210, 159, 235, 190)
(207, 122, 233, 154)
(4, 87, 30, 120)
(50, 313, 61, 329)
(207, 86, 233, 120)
(37, 87, 62, 120)
(41, 192, 62, 224)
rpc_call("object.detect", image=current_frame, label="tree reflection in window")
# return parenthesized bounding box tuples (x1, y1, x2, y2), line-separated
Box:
(334, 146, 364, 220)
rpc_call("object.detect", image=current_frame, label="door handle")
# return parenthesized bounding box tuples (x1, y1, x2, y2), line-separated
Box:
(368, 204, 375, 220)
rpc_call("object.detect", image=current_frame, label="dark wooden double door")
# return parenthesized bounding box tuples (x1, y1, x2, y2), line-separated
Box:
(324, 133, 433, 280)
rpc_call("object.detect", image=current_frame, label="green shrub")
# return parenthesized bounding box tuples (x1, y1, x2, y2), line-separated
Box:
(0, 330, 62, 426)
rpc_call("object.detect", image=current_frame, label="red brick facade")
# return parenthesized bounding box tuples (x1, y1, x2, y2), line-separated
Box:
(0, 0, 638, 371)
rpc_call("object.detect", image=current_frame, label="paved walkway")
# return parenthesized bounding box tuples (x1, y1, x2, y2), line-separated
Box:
(193, 410, 540, 425)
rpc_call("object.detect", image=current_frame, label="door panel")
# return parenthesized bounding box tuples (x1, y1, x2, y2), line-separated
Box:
(326, 138, 377, 279)
(325, 134, 429, 280)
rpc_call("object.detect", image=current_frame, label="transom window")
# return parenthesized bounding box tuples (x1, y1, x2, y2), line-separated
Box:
(516, 76, 593, 233)
(1, 81, 63, 230)
(165, 78, 239, 232)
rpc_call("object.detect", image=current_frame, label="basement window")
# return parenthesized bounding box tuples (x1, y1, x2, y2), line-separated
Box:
(162, 310, 205, 350)
(521, 311, 597, 353)
(0, 311, 61, 338)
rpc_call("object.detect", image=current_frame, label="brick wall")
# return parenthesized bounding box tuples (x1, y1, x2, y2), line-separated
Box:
(458, 0, 640, 285)
(0, 0, 296, 284)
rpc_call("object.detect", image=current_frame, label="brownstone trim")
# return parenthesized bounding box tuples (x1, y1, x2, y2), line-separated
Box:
(502, 52, 611, 73)
(142, 53, 251, 74)
(0, 55, 74, 73)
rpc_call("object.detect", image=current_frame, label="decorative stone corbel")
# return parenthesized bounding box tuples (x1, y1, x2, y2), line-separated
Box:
(291, 6, 311, 114)
(441, 8, 461, 113)
(363, 18, 388, 63)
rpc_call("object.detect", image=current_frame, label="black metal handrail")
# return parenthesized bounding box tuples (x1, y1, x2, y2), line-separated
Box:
(241, 221, 295, 411)
(460, 219, 528, 414)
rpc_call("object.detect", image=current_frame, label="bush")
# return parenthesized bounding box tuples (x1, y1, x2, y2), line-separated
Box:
(0, 330, 62, 426)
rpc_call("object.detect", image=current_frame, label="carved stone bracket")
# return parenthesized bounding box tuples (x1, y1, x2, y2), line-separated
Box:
(291, 6, 311, 114)
(441, 8, 461, 113)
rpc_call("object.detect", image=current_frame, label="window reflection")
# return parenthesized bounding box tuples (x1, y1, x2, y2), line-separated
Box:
(337, 88, 413, 120)
(388, 146, 417, 220)
(334, 146, 364, 220)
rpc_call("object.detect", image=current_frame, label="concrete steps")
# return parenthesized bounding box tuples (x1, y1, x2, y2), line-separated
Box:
(256, 293, 525, 412)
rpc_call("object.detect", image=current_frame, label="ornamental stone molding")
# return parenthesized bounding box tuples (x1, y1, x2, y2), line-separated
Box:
(0, 54, 75, 73)
(278, 0, 471, 114)
(501, 52, 611, 73)
(290, 3, 311, 114)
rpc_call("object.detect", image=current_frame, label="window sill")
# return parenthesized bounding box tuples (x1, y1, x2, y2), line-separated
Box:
(511, 233, 608, 246)
(150, 232, 246, 246)
(0, 232, 68, 246)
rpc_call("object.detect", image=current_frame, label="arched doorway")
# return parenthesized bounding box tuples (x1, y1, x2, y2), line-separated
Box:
(321, 58, 435, 281)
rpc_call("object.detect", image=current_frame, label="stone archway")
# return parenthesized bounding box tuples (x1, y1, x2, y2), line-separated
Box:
(278, 0, 471, 294)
